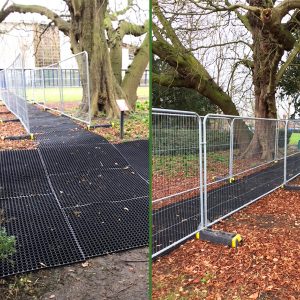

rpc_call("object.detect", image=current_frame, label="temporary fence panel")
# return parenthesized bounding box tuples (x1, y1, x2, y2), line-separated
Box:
(152, 108, 300, 258)
(152, 108, 203, 258)
(24, 69, 35, 102)
(27, 51, 91, 125)
(0, 54, 30, 133)
(25, 69, 86, 88)
(43, 66, 62, 112)
(203, 115, 288, 227)
(285, 120, 300, 182)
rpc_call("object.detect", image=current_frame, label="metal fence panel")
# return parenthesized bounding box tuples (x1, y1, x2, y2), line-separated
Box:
(0, 54, 30, 133)
(26, 51, 91, 125)
(286, 120, 300, 182)
(152, 109, 300, 258)
(203, 116, 288, 226)
(152, 108, 203, 257)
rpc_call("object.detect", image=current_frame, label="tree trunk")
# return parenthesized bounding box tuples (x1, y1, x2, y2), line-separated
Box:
(0, 1, 148, 118)
(109, 34, 123, 85)
(69, 0, 127, 118)
(122, 33, 149, 107)
(242, 8, 284, 160)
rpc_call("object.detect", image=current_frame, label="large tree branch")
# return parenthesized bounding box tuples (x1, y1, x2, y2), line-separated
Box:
(153, 38, 241, 116)
(119, 20, 148, 37)
(106, 16, 148, 47)
(0, 4, 70, 35)
(276, 40, 300, 84)
(277, 0, 300, 19)
(121, 33, 149, 106)
(153, 72, 194, 89)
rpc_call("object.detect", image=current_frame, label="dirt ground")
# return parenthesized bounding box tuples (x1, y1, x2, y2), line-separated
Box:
(1, 247, 148, 300)
(152, 185, 300, 300)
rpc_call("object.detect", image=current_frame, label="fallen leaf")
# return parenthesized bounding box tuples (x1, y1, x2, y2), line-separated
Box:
(249, 292, 259, 299)
(81, 262, 89, 268)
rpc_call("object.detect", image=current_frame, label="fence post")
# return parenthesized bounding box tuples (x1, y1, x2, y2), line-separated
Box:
(283, 120, 288, 185)
(229, 118, 235, 179)
(198, 115, 204, 230)
(41, 68, 46, 105)
(203, 115, 208, 227)
(58, 64, 64, 113)
(31, 69, 35, 102)
(84, 51, 91, 125)
(274, 121, 279, 161)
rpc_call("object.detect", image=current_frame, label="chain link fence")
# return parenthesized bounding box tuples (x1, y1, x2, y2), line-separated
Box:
(0, 54, 30, 133)
(152, 109, 300, 258)
(26, 51, 91, 125)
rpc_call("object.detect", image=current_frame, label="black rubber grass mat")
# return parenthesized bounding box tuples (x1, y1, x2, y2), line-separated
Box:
(37, 130, 108, 146)
(0, 104, 149, 277)
(50, 167, 149, 208)
(153, 196, 200, 255)
(0, 150, 45, 177)
(0, 174, 51, 199)
(114, 140, 149, 181)
(39, 144, 129, 175)
(64, 198, 149, 258)
(152, 154, 300, 255)
(0, 195, 84, 277)
(0, 150, 52, 199)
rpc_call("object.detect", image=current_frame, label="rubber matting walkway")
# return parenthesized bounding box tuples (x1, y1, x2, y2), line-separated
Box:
(115, 140, 149, 181)
(0, 105, 148, 277)
(153, 154, 300, 256)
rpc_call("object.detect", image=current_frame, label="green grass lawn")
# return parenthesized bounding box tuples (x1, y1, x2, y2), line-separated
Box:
(136, 86, 149, 99)
(289, 133, 300, 145)
(26, 86, 149, 103)
(26, 87, 82, 103)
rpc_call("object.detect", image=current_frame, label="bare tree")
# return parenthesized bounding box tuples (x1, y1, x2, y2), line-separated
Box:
(153, 0, 300, 159)
(0, 0, 149, 118)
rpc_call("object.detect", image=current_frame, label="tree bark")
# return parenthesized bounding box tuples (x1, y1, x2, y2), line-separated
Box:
(122, 33, 149, 107)
(68, 0, 122, 118)
(108, 20, 148, 89)
(242, 3, 285, 160)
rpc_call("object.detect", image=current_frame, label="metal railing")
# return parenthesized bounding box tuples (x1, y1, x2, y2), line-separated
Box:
(152, 108, 300, 258)
(0, 54, 30, 133)
(25, 68, 82, 88)
(27, 51, 91, 125)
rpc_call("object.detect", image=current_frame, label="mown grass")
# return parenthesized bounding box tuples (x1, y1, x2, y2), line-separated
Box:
(289, 133, 300, 145)
(26, 86, 149, 103)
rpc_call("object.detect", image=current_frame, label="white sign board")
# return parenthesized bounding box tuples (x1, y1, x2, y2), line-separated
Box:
(116, 99, 129, 112)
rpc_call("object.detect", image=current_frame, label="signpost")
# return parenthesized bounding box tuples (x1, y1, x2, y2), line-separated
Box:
(116, 99, 129, 139)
